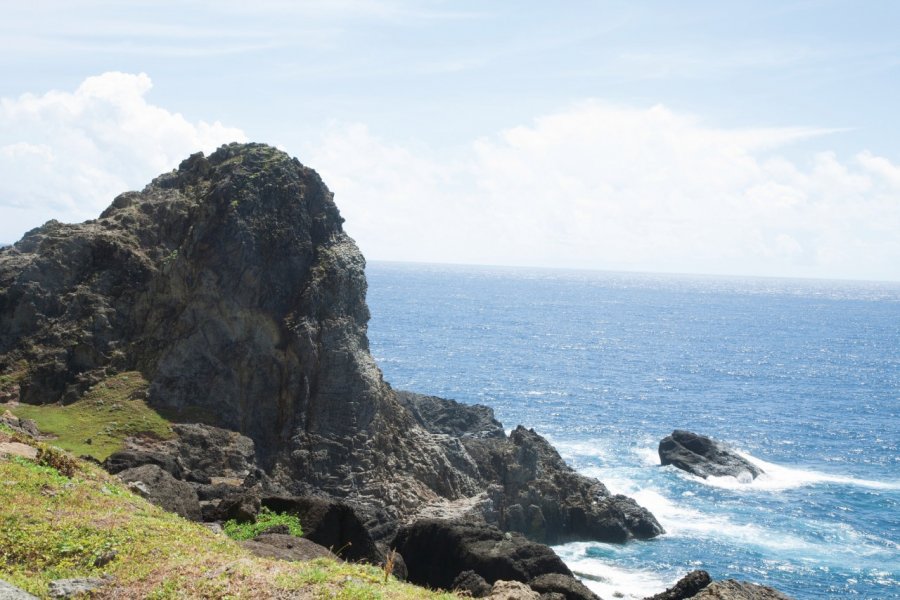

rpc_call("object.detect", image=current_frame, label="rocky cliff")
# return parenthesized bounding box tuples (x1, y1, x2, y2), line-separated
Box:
(0, 143, 660, 542)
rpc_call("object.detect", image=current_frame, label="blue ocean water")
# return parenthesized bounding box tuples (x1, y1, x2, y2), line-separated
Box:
(364, 261, 900, 600)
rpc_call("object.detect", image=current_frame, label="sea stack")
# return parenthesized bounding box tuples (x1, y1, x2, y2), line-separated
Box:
(0, 143, 662, 545)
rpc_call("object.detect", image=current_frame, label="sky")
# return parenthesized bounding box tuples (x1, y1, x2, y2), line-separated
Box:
(1, 1, 899, 281)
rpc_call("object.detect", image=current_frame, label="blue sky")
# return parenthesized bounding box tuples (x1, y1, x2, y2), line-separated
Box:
(2, 1, 899, 280)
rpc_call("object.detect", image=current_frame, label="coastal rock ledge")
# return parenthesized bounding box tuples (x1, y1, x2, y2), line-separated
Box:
(0, 142, 661, 547)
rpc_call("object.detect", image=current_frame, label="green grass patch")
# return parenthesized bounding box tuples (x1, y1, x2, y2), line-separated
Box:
(0, 439, 457, 598)
(223, 507, 303, 541)
(10, 371, 173, 461)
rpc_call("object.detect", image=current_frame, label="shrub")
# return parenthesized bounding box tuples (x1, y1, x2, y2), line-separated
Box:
(222, 507, 302, 541)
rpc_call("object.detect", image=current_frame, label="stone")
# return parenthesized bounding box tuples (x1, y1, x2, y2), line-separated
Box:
(261, 495, 382, 564)
(102, 450, 183, 479)
(240, 534, 337, 562)
(659, 431, 763, 480)
(453, 570, 493, 597)
(393, 519, 572, 591)
(0, 442, 37, 460)
(691, 580, 793, 599)
(48, 578, 107, 598)
(528, 573, 598, 600)
(489, 581, 540, 600)
(0, 579, 38, 599)
(644, 570, 712, 600)
(219, 491, 261, 523)
(117, 464, 201, 520)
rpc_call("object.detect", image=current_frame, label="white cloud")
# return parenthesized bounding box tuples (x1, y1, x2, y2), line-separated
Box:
(309, 102, 900, 281)
(0, 72, 246, 242)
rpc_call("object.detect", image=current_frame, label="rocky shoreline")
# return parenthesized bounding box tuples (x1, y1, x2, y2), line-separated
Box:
(0, 143, 790, 599)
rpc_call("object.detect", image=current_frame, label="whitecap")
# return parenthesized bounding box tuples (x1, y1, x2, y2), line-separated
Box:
(704, 451, 900, 492)
(553, 542, 673, 600)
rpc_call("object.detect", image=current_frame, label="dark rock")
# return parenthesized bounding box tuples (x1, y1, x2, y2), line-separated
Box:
(659, 430, 763, 480)
(240, 534, 337, 562)
(195, 482, 244, 501)
(453, 570, 493, 597)
(644, 570, 712, 600)
(393, 519, 572, 591)
(397, 391, 506, 439)
(102, 450, 183, 478)
(0, 579, 38, 599)
(528, 574, 598, 600)
(168, 424, 258, 484)
(261, 495, 381, 564)
(117, 464, 201, 520)
(691, 580, 793, 599)
(380, 548, 408, 581)
(219, 491, 261, 523)
(466, 426, 663, 544)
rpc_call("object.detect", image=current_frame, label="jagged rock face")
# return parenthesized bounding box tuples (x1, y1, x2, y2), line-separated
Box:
(0, 143, 480, 514)
(0, 142, 660, 543)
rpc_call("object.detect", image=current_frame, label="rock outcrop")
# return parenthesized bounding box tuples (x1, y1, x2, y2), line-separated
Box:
(392, 519, 573, 590)
(404, 392, 663, 544)
(644, 570, 712, 600)
(659, 430, 763, 480)
(691, 580, 792, 599)
(0, 142, 659, 545)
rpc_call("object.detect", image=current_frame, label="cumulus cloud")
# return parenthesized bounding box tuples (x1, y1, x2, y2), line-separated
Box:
(0, 72, 246, 242)
(309, 102, 900, 281)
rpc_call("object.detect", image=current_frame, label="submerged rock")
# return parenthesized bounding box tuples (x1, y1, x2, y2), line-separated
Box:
(658, 430, 763, 480)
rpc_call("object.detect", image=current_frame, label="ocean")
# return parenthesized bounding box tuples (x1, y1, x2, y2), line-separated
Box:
(364, 261, 900, 600)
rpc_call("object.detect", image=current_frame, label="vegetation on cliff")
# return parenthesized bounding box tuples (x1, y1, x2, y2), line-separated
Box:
(0, 428, 452, 599)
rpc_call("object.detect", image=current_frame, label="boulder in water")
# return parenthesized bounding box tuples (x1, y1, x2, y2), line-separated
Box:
(658, 430, 763, 480)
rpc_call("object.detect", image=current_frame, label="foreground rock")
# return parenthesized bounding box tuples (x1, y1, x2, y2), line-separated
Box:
(692, 580, 792, 599)
(393, 519, 578, 591)
(117, 464, 201, 520)
(659, 430, 763, 480)
(0, 579, 38, 600)
(239, 534, 337, 562)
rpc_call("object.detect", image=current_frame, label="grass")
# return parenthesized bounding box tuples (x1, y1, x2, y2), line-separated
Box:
(0, 428, 457, 599)
(9, 371, 174, 461)
(223, 507, 303, 541)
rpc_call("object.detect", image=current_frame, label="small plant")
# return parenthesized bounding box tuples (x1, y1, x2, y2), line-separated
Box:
(222, 507, 302, 541)
(36, 445, 80, 478)
(161, 249, 179, 265)
(382, 548, 397, 583)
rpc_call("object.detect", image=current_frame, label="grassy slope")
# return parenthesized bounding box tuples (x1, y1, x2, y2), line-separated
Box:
(0, 427, 454, 599)
(9, 372, 174, 461)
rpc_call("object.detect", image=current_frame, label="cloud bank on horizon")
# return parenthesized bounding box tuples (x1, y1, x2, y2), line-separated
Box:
(2, 73, 899, 282)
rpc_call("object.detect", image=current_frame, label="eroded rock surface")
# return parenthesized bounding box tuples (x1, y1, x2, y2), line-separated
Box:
(659, 430, 763, 480)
